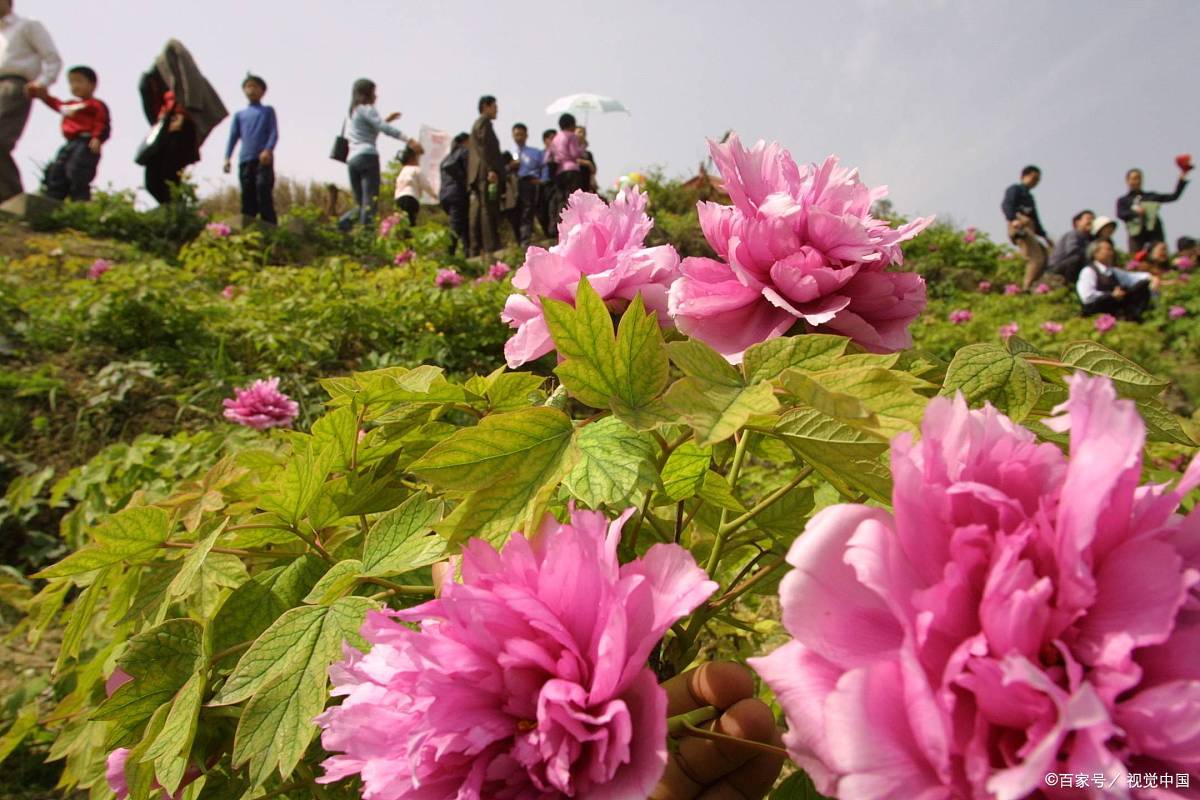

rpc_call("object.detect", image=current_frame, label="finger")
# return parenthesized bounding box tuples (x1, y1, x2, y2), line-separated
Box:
(674, 697, 779, 786)
(663, 661, 756, 716)
(699, 727, 786, 800)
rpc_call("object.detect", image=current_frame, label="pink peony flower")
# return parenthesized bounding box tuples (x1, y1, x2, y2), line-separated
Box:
(1094, 313, 1117, 333)
(666, 136, 932, 362)
(948, 309, 973, 325)
(1177, 256, 1194, 271)
(317, 507, 717, 799)
(963, 227, 978, 244)
(751, 374, 1200, 800)
(1040, 320, 1064, 334)
(394, 249, 415, 266)
(488, 261, 512, 280)
(502, 187, 680, 368)
(1170, 305, 1188, 319)
(1180, 273, 1192, 283)
(87, 258, 112, 280)
(1034, 283, 1051, 295)
(206, 222, 231, 237)
(380, 213, 402, 238)
(435, 268, 462, 288)
(978, 280, 993, 293)
(1004, 283, 1021, 295)
(222, 377, 299, 430)
(999, 321, 1019, 339)
(221, 284, 237, 300)
(106, 748, 132, 799)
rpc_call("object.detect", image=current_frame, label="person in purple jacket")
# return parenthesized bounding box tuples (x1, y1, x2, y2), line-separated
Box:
(223, 74, 278, 224)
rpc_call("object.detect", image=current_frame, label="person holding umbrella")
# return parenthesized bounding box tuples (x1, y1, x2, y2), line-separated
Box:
(136, 40, 227, 205)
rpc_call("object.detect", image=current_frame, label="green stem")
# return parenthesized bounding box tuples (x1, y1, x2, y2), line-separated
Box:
(704, 432, 752, 576)
(708, 556, 787, 612)
(289, 524, 334, 562)
(362, 577, 437, 598)
(666, 705, 717, 736)
(718, 466, 814, 536)
(208, 640, 253, 666)
(256, 783, 302, 800)
(162, 541, 276, 559)
(680, 722, 789, 758)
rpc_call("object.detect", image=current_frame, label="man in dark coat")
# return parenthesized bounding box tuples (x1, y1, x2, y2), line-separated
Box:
(467, 95, 505, 260)
(1001, 164, 1052, 291)
(1116, 165, 1190, 254)
(439, 131, 469, 255)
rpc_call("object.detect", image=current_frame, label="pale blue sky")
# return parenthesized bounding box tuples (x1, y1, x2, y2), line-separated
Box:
(15, 0, 1200, 244)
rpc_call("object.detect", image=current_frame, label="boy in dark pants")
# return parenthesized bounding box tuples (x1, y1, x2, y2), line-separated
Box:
(223, 74, 278, 224)
(37, 66, 108, 201)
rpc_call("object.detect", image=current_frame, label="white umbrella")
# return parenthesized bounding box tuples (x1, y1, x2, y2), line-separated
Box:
(545, 93, 630, 125)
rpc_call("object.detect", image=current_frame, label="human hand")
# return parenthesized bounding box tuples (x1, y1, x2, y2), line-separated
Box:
(386, 112, 402, 123)
(1150, 276, 1162, 291)
(168, 113, 185, 133)
(24, 81, 43, 98)
(407, 138, 420, 150)
(223, 159, 232, 174)
(88, 138, 102, 155)
(259, 150, 272, 166)
(650, 662, 786, 800)
(1113, 286, 1127, 300)
(487, 170, 498, 183)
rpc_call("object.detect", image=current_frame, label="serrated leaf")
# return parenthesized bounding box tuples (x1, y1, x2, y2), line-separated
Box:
(410, 407, 573, 491)
(941, 343, 1042, 421)
(167, 520, 230, 601)
(773, 408, 892, 504)
(1137, 400, 1196, 445)
(743, 335, 851, 382)
(142, 672, 204, 794)
(666, 339, 743, 386)
(663, 378, 780, 446)
(564, 417, 657, 507)
(310, 405, 360, 471)
(33, 506, 172, 579)
(362, 494, 446, 576)
(210, 555, 327, 667)
(659, 442, 712, 503)
(1058, 340, 1171, 399)
(303, 559, 363, 604)
(485, 371, 546, 412)
(258, 437, 336, 525)
(542, 278, 669, 426)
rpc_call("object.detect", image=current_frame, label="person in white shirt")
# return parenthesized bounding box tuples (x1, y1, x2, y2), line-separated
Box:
(393, 143, 435, 227)
(1075, 239, 1158, 321)
(0, 0, 62, 202)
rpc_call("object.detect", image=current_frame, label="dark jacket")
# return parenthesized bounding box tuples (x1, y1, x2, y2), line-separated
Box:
(1001, 183, 1046, 237)
(1116, 178, 1188, 235)
(1048, 228, 1091, 283)
(138, 39, 227, 148)
(439, 146, 468, 204)
(467, 115, 505, 187)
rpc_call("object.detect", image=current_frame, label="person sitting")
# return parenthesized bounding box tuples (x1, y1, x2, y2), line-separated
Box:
(1091, 215, 1118, 242)
(1144, 241, 1171, 275)
(1175, 236, 1198, 269)
(1076, 239, 1157, 321)
(1047, 208, 1093, 284)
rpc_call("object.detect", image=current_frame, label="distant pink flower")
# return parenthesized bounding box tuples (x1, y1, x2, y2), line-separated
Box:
(317, 507, 717, 799)
(1179, 273, 1192, 283)
(1177, 256, 1194, 271)
(978, 280, 992, 293)
(1040, 320, 1064, 334)
(963, 227, 978, 244)
(1170, 305, 1188, 319)
(999, 322, 1019, 339)
(394, 249, 415, 266)
(435, 268, 462, 288)
(1034, 282, 1051, 295)
(752, 374, 1200, 800)
(1004, 283, 1021, 295)
(222, 377, 299, 430)
(667, 135, 933, 362)
(379, 213, 402, 238)
(504, 187, 680, 367)
(221, 284, 237, 300)
(1094, 313, 1117, 333)
(87, 258, 112, 280)
(206, 222, 231, 237)
(948, 309, 972, 325)
(488, 261, 512, 280)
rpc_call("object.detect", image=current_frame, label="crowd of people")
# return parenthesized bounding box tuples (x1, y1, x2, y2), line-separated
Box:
(1002, 158, 1194, 321)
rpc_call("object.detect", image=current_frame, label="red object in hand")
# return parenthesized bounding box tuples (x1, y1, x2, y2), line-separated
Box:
(1132, 248, 1149, 263)
(1176, 153, 1194, 173)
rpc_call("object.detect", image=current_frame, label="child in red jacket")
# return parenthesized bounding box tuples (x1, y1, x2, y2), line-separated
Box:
(37, 65, 110, 201)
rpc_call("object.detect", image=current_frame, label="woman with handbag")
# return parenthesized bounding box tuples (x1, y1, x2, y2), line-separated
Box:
(336, 78, 416, 232)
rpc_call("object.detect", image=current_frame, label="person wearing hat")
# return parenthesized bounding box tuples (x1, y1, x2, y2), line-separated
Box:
(1116, 161, 1190, 254)
(1048, 209, 1094, 284)
(1091, 215, 1118, 242)
(1001, 165, 1052, 291)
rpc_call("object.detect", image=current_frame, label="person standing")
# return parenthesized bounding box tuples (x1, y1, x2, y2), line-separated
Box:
(0, 0, 62, 203)
(37, 65, 108, 202)
(439, 131, 469, 254)
(549, 113, 588, 222)
(338, 78, 415, 231)
(1116, 165, 1190, 254)
(223, 74, 278, 224)
(1047, 209, 1094, 284)
(576, 124, 597, 192)
(393, 142, 434, 226)
(510, 122, 542, 248)
(467, 94, 505, 260)
(537, 127, 556, 237)
(1001, 165, 1052, 291)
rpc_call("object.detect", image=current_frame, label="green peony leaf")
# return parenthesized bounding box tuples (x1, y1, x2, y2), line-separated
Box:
(788, 366, 932, 437)
(663, 378, 780, 446)
(303, 559, 364, 605)
(1137, 400, 1197, 445)
(742, 335, 852, 382)
(484, 370, 547, 412)
(666, 339, 743, 386)
(659, 442, 712, 503)
(1058, 340, 1171, 399)
(773, 408, 892, 504)
(563, 417, 658, 508)
(362, 493, 446, 576)
(941, 343, 1043, 421)
(258, 437, 338, 526)
(542, 278, 669, 427)
(33, 505, 172, 579)
(141, 671, 204, 794)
